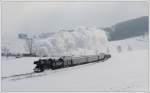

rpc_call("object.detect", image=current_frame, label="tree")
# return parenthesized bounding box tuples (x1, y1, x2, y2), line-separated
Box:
(106, 47, 110, 54)
(24, 38, 34, 55)
(127, 45, 132, 51)
(117, 45, 122, 53)
(18, 33, 35, 56)
(2, 46, 10, 57)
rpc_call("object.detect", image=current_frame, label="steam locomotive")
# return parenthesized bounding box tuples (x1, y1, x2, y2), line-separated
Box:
(33, 53, 111, 73)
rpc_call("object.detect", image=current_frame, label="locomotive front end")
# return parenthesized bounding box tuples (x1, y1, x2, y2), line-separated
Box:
(33, 57, 64, 73)
(33, 59, 51, 73)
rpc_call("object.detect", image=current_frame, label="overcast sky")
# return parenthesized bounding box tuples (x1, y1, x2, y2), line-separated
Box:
(2, 1, 148, 49)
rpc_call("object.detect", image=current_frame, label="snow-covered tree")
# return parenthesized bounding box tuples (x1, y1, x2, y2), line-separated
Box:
(127, 45, 132, 51)
(117, 45, 122, 53)
(106, 47, 110, 54)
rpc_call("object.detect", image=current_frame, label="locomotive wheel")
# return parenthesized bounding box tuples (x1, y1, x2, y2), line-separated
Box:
(34, 67, 44, 73)
(51, 66, 56, 70)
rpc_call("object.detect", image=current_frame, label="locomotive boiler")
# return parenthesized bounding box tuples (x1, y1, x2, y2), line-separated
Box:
(33, 53, 111, 73)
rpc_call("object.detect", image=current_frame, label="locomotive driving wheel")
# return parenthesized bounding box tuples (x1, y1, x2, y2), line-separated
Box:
(34, 66, 44, 73)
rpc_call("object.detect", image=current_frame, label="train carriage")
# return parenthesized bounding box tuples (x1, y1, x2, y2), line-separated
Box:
(63, 57, 72, 67)
(72, 56, 87, 65)
(87, 55, 99, 62)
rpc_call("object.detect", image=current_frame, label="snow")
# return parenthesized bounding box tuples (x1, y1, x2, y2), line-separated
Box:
(1, 57, 39, 77)
(1, 29, 148, 91)
(2, 49, 148, 91)
(108, 35, 148, 54)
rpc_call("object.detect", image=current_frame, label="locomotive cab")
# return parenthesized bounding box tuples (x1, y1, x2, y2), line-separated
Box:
(51, 57, 64, 70)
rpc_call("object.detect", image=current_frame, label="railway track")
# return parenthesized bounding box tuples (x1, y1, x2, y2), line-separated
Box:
(2, 55, 111, 81)
(2, 72, 46, 81)
(1, 62, 96, 81)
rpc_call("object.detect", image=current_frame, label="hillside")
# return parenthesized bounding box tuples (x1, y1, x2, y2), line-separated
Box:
(103, 16, 149, 41)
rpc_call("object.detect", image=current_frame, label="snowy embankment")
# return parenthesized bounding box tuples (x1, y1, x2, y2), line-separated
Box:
(2, 49, 148, 91)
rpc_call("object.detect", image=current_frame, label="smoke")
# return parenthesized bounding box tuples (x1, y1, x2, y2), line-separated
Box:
(34, 27, 108, 56)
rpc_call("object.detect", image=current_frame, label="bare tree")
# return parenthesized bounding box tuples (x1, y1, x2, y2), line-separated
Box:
(18, 33, 36, 56)
(2, 46, 10, 57)
(24, 38, 34, 55)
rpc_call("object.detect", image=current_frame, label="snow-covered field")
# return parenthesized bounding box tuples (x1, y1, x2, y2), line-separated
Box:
(1, 33, 148, 91)
(2, 49, 148, 91)
(2, 57, 39, 77)
(108, 35, 148, 54)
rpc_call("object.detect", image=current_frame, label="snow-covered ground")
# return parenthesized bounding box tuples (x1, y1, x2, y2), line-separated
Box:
(1, 57, 39, 77)
(1, 32, 148, 91)
(2, 49, 148, 91)
(2, 35, 148, 77)
(108, 35, 148, 54)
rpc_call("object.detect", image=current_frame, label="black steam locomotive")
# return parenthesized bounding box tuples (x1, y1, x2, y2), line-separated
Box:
(33, 53, 111, 73)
